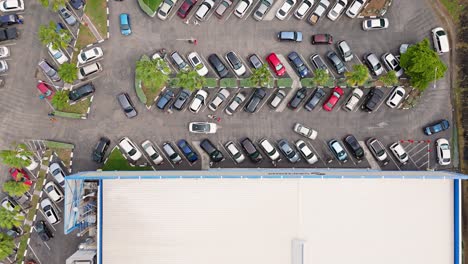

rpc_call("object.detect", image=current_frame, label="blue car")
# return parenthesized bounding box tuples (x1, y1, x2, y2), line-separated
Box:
(287, 52, 308, 78)
(177, 140, 198, 163)
(424, 119, 450, 135)
(119, 13, 131, 36)
(328, 139, 348, 162)
(156, 89, 175, 109)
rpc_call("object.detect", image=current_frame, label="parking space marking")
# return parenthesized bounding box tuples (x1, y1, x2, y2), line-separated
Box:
(2, 42, 17, 47)
(243, 1, 257, 20)
(386, 151, 402, 171)
(59, 19, 77, 39)
(309, 142, 327, 166)
(152, 143, 168, 167)
(219, 141, 236, 164)
(201, 88, 217, 112)
(256, 90, 271, 112)
(28, 244, 43, 263)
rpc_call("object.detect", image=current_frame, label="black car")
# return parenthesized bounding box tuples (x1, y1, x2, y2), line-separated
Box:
(156, 89, 175, 110)
(240, 137, 263, 163)
(0, 14, 23, 27)
(344, 135, 364, 161)
(288, 88, 307, 109)
(200, 139, 224, 162)
(244, 88, 267, 113)
(248, 54, 263, 69)
(362, 88, 384, 112)
(173, 89, 191, 110)
(35, 220, 53, 241)
(92, 137, 110, 163)
(208, 54, 229, 78)
(304, 88, 325, 111)
(326, 51, 345, 74)
(0, 27, 17, 42)
(70, 0, 85, 9)
(68, 83, 95, 101)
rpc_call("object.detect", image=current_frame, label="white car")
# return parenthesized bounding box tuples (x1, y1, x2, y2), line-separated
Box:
(276, 0, 296, 20)
(0, 0, 24, 12)
(0, 46, 9, 58)
(432, 27, 449, 54)
(47, 43, 69, 64)
(327, 0, 347, 21)
(49, 162, 66, 187)
(157, 0, 177, 20)
(389, 142, 409, 164)
(225, 141, 245, 164)
(259, 138, 281, 161)
(44, 182, 64, 203)
(293, 123, 318, 140)
(381, 52, 403, 77)
(295, 140, 318, 164)
(294, 0, 313, 19)
(195, 0, 215, 20)
(189, 89, 208, 113)
(345, 0, 366, 18)
(151, 52, 171, 75)
(40, 199, 61, 225)
(343, 88, 363, 111)
(225, 92, 246, 115)
(119, 137, 142, 161)
(386, 86, 405, 108)
(141, 140, 164, 165)
(436, 138, 451, 166)
(0, 60, 7, 73)
(336, 40, 353, 62)
(78, 47, 104, 65)
(208, 88, 230, 111)
(189, 122, 217, 134)
(234, 0, 252, 18)
(187, 52, 208, 77)
(362, 18, 389, 31)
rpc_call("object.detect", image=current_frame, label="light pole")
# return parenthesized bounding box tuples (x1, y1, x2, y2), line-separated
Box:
(433, 67, 438, 89)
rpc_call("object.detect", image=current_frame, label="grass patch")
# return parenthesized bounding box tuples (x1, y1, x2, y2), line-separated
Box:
(277, 78, 293, 88)
(84, 0, 107, 38)
(59, 98, 91, 114)
(141, 82, 165, 107)
(220, 78, 237, 88)
(74, 24, 96, 58)
(204, 78, 218, 88)
(102, 148, 152, 171)
(439, 0, 463, 24)
(300, 78, 314, 87)
(239, 78, 251, 88)
(142, 0, 162, 11)
(44, 140, 74, 149)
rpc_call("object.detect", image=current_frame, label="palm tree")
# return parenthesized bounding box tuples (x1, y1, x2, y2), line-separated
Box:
(249, 64, 271, 87)
(51, 90, 69, 110)
(135, 55, 168, 92)
(379, 70, 399, 86)
(38, 21, 72, 50)
(0, 233, 15, 261)
(0, 207, 24, 229)
(172, 70, 206, 91)
(312, 69, 330, 86)
(3, 181, 30, 197)
(0, 144, 33, 169)
(345, 64, 369, 86)
(39, 0, 67, 11)
(58, 63, 78, 84)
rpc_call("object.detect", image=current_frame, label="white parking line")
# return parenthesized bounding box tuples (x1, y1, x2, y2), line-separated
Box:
(386, 150, 402, 171)
(59, 18, 77, 39)
(256, 90, 271, 112)
(309, 142, 327, 166)
(28, 244, 43, 263)
(243, 1, 257, 20)
(2, 42, 17, 47)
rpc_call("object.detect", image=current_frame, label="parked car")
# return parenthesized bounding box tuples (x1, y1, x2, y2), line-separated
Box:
(326, 51, 345, 74)
(244, 88, 267, 113)
(177, 0, 197, 18)
(266, 53, 285, 76)
(424, 119, 450, 136)
(208, 54, 229, 78)
(309, 54, 329, 74)
(215, 0, 232, 18)
(241, 138, 263, 163)
(158, 0, 178, 20)
(225, 51, 246, 76)
(69, 0, 84, 9)
(38, 60, 61, 82)
(225, 141, 245, 164)
(172, 89, 191, 110)
(345, 0, 366, 18)
(78, 47, 104, 65)
(41, 199, 60, 225)
(296, 140, 318, 164)
(343, 88, 363, 111)
(278, 31, 303, 42)
(311, 34, 332, 44)
(386, 86, 405, 108)
(328, 139, 347, 162)
(119, 137, 142, 161)
(49, 162, 65, 187)
(249, 54, 263, 69)
(0, 27, 17, 42)
(253, 0, 273, 20)
(364, 53, 383, 76)
(293, 123, 317, 139)
(336, 40, 353, 61)
(195, 0, 215, 20)
(304, 88, 325, 111)
(294, 0, 313, 20)
(269, 90, 286, 109)
(362, 18, 389, 30)
(0, 14, 22, 28)
(116, 92, 137, 118)
(187, 51, 208, 76)
(234, 0, 253, 18)
(366, 138, 388, 164)
(170, 51, 189, 71)
(362, 88, 384, 112)
(177, 139, 198, 163)
(119, 13, 131, 35)
(141, 140, 164, 165)
(344, 135, 364, 161)
(44, 182, 64, 203)
(323, 86, 344, 111)
(432, 27, 449, 54)
(276, 0, 296, 20)
(0, 0, 24, 12)
(389, 142, 408, 164)
(92, 137, 110, 163)
(162, 142, 182, 164)
(156, 89, 175, 110)
(35, 220, 53, 241)
(59, 6, 77, 25)
(327, 0, 347, 20)
(209, 88, 230, 111)
(189, 122, 217, 134)
(9, 168, 32, 185)
(307, 0, 329, 25)
(278, 139, 301, 163)
(288, 88, 307, 109)
(1, 197, 18, 212)
(78, 62, 102, 80)
(381, 52, 403, 77)
(225, 92, 246, 115)
(68, 83, 95, 101)
(287, 52, 308, 78)
(436, 138, 451, 165)
(36, 82, 55, 100)
(189, 89, 208, 113)
(0, 45, 9, 58)
(259, 138, 280, 161)
(200, 139, 224, 162)
(0, 59, 7, 73)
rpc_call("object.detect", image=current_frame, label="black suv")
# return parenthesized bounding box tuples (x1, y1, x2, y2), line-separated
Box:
(362, 88, 384, 112)
(200, 139, 224, 162)
(208, 54, 229, 78)
(92, 137, 110, 163)
(240, 138, 263, 163)
(288, 88, 307, 109)
(35, 220, 53, 241)
(0, 27, 17, 42)
(304, 88, 325, 111)
(244, 88, 267, 113)
(68, 83, 95, 101)
(343, 135, 364, 162)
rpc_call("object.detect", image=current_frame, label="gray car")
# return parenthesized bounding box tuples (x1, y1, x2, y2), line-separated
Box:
(38, 60, 61, 82)
(58, 6, 77, 26)
(253, 0, 273, 20)
(326, 51, 346, 74)
(364, 53, 383, 76)
(277, 139, 301, 163)
(117, 93, 137, 118)
(173, 89, 191, 110)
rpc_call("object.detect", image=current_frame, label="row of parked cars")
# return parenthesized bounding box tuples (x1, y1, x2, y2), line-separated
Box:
(0, 12, 24, 74)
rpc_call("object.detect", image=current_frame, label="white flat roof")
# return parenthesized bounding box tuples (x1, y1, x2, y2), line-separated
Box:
(102, 179, 453, 264)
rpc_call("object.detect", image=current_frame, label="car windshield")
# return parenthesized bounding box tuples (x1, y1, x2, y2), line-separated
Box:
(46, 185, 54, 192)
(262, 0, 271, 6)
(400, 153, 408, 159)
(128, 149, 137, 156)
(275, 63, 283, 71)
(286, 0, 294, 4)
(80, 52, 88, 61)
(121, 23, 129, 30)
(193, 124, 208, 131)
(436, 30, 446, 36)
(53, 168, 61, 175)
(440, 144, 449, 150)
(333, 91, 341, 98)
(150, 153, 159, 160)
(373, 63, 381, 71)
(53, 52, 62, 59)
(124, 107, 133, 113)
(43, 205, 51, 211)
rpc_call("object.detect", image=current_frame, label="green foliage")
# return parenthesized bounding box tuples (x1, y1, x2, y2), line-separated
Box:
(345, 64, 369, 86)
(379, 70, 399, 86)
(312, 69, 330, 86)
(249, 64, 271, 87)
(135, 80, 148, 104)
(135, 55, 168, 92)
(39, 0, 67, 11)
(0, 207, 24, 229)
(172, 70, 206, 91)
(0, 144, 33, 169)
(3, 181, 29, 197)
(0, 233, 15, 261)
(51, 90, 69, 110)
(399, 38, 448, 91)
(38, 21, 71, 50)
(58, 63, 78, 84)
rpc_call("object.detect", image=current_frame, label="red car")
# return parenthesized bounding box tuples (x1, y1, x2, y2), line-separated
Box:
(266, 53, 286, 76)
(323, 86, 344, 111)
(37, 82, 55, 100)
(9, 168, 33, 186)
(177, 0, 197, 18)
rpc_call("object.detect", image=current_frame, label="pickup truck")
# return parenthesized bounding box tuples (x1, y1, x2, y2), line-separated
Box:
(308, 0, 330, 25)
(0, 27, 18, 42)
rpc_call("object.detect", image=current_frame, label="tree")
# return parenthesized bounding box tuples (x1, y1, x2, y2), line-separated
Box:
(345, 64, 369, 86)
(249, 64, 271, 87)
(58, 63, 78, 84)
(38, 21, 72, 50)
(311, 69, 330, 86)
(0, 207, 24, 229)
(51, 90, 69, 110)
(135, 55, 168, 91)
(172, 70, 206, 91)
(39, 0, 67, 11)
(0, 233, 15, 261)
(399, 38, 447, 91)
(3, 181, 29, 197)
(379, 70, 398, 86)
(0, 144, 33, 169)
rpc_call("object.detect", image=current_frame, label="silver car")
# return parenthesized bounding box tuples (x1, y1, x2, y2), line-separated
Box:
(38, 60, 61, 82)
(225, 92, 246, 115)
(253, 0, 273, 20)
(364, 53, 383, 76)
(58, 6, 77, 25)
(277, 139, 301, 163)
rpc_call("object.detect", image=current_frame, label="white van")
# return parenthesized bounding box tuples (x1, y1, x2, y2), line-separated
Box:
(432, 27, 449, 54)
(78, 62, 102, 80)
(343, 88, 363, 111)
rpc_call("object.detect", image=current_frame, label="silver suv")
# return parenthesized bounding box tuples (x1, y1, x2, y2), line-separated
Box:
(253, 0, 273, 20)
